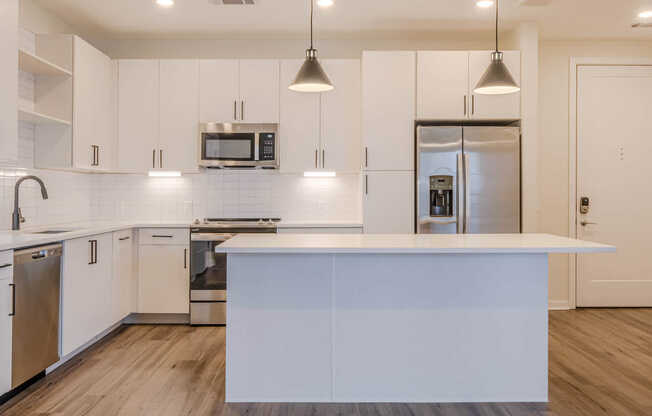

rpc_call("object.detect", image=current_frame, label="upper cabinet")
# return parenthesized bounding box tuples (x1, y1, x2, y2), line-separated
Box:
(417, 50, 521, 121)
(362, 51, 416, 172)
(117, 59, 199, 172)
(0, 0, 18, 165)
(200, 59, 279, 124)
(280, 59, 361, 173)
(73, 37, 115, 170)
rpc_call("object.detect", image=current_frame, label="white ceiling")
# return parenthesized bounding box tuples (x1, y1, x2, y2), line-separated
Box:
(32, 0, 652, 40)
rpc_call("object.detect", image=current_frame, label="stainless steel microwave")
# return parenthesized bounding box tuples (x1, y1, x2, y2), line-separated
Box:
(198, 123, 279, 169)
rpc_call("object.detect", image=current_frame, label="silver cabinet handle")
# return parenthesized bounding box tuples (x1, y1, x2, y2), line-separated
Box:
(152, 235, 173, 238)
(464, 95, 467, 116)
(241, 101, 244, 121)
(365, 147, 368, 168)
(9, 283, 15, 316)
(88, 240, 97, 265)
(153, 149, 156, 169)
(365, 174, 368, 195)
(322, 149, 325, 168)
(96, 145, 100, 167)
(184, 248, 187, 269)
(119, 236, 130, 241)
(160, 149, 163, 169)
(234, 100, 237, 120)
(581, 221, 598, 226)
(0, 263, 11, 269)
(464, 153, 471, 233)
(456, 153, 464, 234)
(471, 95, 475, 115)
(315, 149, 318, 168)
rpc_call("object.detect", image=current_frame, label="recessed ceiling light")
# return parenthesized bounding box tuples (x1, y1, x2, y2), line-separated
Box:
(318, 0, 334, 7)
(156, 0, 174, 7)
(476, 0, 494, 7)
(639, 10, 652, 18)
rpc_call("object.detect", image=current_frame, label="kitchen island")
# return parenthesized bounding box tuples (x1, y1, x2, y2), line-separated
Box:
(217, 234, 615, 403)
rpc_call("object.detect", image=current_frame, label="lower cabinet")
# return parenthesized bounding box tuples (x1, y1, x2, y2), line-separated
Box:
(0, 251, 13, 396)
(61, 233, 113, 356)
(138, 230, 189, 314)
(112, 230, 136, 323)
(363, 171, 415, 234)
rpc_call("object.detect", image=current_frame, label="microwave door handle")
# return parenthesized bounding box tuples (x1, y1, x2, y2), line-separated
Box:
(457, 153, 464, 234)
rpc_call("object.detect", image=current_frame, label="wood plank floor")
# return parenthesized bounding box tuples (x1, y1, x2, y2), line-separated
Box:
(1, 309, 651, 416)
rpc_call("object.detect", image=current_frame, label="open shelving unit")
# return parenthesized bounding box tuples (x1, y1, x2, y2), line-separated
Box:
(18, 107, 72, 126)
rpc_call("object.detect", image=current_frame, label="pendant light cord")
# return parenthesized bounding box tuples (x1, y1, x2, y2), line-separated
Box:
(495, 0, 499, 52)
(310, 0, 314, 50)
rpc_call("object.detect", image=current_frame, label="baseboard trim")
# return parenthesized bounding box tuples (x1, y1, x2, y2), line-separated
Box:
(123, 313, 190, 325)
(549, 300, 572, 310)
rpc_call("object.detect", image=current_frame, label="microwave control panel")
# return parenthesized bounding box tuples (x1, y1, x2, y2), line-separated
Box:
(259, 133, 276, 161)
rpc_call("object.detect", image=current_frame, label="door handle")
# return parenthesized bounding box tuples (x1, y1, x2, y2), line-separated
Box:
(96, 145, 100, 167)
(365, 174, 369, 195)
(241, 101, 244, 121)
(464, 153, 471, 233)
(184, 248, 187, 269)
(315, 149, 318, 168)
(160, 149, 163, 169)
(464, 95, 467, 116)
(364, 147, 368, 168)
(580, 221, 598, 226)
(234, 100, 237, 120)
(322, 149, 325, 168)
(88, 240, 97, 265)
(9, 283, 15, 316)
(153, 149, 156, 169)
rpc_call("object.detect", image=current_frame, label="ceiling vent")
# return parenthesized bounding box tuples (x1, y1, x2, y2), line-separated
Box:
(209, 0, 255, 4)
(518, 0, 552, 5)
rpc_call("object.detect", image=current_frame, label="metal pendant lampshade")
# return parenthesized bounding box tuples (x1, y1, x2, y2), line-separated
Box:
(289, 0, 334, 93)
(474, 0, 520, 95)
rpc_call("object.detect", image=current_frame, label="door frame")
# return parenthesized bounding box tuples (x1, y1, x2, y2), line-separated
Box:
(568, 57, 652, 308)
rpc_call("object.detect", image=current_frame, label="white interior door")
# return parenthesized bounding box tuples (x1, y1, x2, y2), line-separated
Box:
(577, 65, 652, 307)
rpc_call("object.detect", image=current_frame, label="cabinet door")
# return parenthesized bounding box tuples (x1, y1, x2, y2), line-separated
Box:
(362, 51, 415, 171)
(417, 51, 469, 120)
(320, 59, 361, 172)
(118, 60, 159, 171)
(239, 60, 280, 123)
(112, 230, 135, 323)
(138, 245, 189, 314)
(199, 60, 239, 123)
(363, 171, 415, 234)
(0, 0, 18, 165)
(0, 270, 12, 395)
(468, 50, 521, 120)
(159, 60, 199, 171)
(62, 234, 113, 356)
(279, 59, 320, 173)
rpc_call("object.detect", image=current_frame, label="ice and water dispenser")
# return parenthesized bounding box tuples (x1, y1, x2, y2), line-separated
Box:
(429, 175, 453, 217)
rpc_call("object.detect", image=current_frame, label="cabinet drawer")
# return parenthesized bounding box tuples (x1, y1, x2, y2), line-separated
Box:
(138, 228, 189, 245)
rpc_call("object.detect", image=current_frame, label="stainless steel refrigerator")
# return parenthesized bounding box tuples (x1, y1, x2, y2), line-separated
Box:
(416, 125, 521, 234)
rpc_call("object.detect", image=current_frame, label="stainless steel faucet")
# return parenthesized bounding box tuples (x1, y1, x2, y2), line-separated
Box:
(12, 175, 49, 231)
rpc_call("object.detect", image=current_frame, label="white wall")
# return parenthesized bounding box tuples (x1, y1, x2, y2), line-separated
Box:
(19, 0, 74, 35)
(539, 40, 652, 307)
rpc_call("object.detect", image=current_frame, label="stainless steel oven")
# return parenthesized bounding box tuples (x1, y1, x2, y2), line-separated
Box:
(190, 218, 279, 325)
(199, 123, 279, 169)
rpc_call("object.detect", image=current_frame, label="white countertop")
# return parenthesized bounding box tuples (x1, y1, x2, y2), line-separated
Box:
(215, 233, 616, 254)
(277, 221, 363, 228)
(0, 222, 189, 251)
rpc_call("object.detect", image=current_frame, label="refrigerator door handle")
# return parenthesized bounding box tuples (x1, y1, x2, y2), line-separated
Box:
(456, 153, 464, 234)
(464, 153, 471, 233)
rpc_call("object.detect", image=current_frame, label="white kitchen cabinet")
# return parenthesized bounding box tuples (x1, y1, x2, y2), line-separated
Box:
(239, 60, 280, 123)
(362, 51, 415, 172)
(468, 50, 521, 120)
(117, 60, 160, 172)
(159, 60, 199, 171)
(112, 230, 136, 324)
(200, 59, 279, 123)
(363, 171, 415, 234)
(199, 59, 239, 123)
(0, 0, 18, 165)
(62, 233, 113, 356)
(280, 59, 361, 173)
(320, 59, 361, 172)
(0, 252, 13, 396)
(138, 229, 189, 314)
(417, 51, 469, 120)
(280, 59, 321, 173)
(73, 37, 115, 170)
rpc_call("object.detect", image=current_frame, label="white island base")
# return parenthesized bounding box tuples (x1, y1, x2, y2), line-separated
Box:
(220, 234, 615, 403)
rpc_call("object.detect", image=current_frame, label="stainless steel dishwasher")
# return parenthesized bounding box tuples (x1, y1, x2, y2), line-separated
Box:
(12, 244, 62, 388)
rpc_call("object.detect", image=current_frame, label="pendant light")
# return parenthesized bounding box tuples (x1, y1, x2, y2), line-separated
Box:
(474, 0, 520, 95)
(289, 0, 334, 93)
